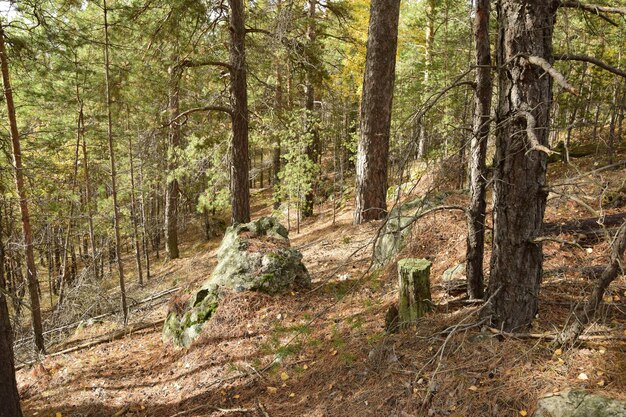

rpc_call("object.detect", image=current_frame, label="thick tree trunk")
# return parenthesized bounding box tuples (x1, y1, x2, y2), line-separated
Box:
(0, 201, 23, 417)
(466, 0, 492, 300)
(486, 0, 556, 331)
(165, 61, 181, 259)
(103, 0, 128, 324)
(0, 19, 45, 354)
(229, 0, 251, 224)
(353, 0, 401, 224)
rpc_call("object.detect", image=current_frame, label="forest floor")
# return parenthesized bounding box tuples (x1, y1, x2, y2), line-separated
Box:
(15, 153, 626, 417)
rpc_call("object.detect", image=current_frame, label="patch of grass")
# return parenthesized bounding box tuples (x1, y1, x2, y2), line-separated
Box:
(347, 315, 365, 331)
(367, 331, 386, 345)
(340, 352, 357, 366)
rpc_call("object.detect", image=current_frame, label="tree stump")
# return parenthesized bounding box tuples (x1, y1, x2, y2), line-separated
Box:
(397, 258, 432, 328)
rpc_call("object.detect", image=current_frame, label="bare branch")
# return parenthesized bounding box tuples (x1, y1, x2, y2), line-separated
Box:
(165, 105, 233, 126)
(526, 55, 579, 95)
(516, 111, 558, 156)
(554, 54, 626, 78)
(245, 27, 272, 36)
(559, 1, 626, 15)
(178, 59, 231, 70)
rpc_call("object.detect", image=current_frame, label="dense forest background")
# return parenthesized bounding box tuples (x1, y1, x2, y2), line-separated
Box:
(1, 0, 626, 416)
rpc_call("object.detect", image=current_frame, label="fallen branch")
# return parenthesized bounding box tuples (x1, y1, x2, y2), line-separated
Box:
(558, 220, 626, 347)
(169, 404, 253, 417)
(542, 212, 626, 237)
(488, 327, 626, 342)
(15, 319, 164, 370)
(14, 286, 179, 348)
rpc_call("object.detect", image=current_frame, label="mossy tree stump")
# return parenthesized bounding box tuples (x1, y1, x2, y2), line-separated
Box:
(397, 258, 432, 328)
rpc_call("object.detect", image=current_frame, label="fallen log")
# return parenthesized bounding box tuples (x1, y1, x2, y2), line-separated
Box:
(487, 327, 626, 342)
(542, 212, 626, 244)
(13, 286, 179, 348)
(15, 319, 165, 371)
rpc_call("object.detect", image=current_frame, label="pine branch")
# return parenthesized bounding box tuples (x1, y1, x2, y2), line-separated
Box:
(554, 54, 626, 78)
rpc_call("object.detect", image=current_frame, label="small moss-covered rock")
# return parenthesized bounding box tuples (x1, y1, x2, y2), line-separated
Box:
(536, 389, 626, 417)
(163, 217, 309, 347)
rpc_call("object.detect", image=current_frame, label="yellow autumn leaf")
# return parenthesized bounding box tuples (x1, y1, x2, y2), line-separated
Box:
(56, 413, 62, 417)
(233, 394, 240, 399)
(267, 386, 278, 394)
(468, 385, 478, 391)
(577, 373, 589, 380)
(289, 392, 295, 397)
(280, 372, 289, 381)
(554, 349, 562, 356)
(520, 411, 528, 416)
(597, 380, 605, 387)
(303, 364, 309, 370)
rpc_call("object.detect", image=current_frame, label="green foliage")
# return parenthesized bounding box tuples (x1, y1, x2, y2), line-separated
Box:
(275, 110, 320, 217)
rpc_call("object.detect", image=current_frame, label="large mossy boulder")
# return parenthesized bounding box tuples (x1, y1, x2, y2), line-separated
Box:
(374, 193, 446, 266)
(163, 217, 310, 347)
(535, 390, 626, 417)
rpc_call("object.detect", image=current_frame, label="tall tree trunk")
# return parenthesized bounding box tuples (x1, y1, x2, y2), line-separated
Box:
(466, 0, 492, 300)
(0, 204, 22, 417)
(0, 19, 45, 354)
(138, 158, 151, 280)
(80, 103, 98, 280)
(486, 0, 556, 331)
(128, 136, 144, 285)
(417, 0, 436, 160)
(103, 0, 128, 324)
(229, 0, 251, 224)
(353, 0, 401, 224)
(56, 99, 83, 310)
(302, 0, 318, 218)
(165, 61, 181, 259)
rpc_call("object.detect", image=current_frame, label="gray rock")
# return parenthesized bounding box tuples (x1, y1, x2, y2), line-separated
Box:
(442, 263, 465, 282)
(535, 389, 626, 417)
(374, 193, 446, 266)
(441, 263, 466, 294)
(163, 217, 310, 347)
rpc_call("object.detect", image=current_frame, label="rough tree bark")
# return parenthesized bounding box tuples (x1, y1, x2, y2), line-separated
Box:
(302, 0, 318, 218)
(353, 0, 401, 224)
(103, 0, 128, 324)
(466, 0, 492, 300)
(0, 202, 23, 417)
(486, 0, 557, 331)
(165, 60, 181, 259)
(229, 0, 251, 224)
(0, 18, 45, 353)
